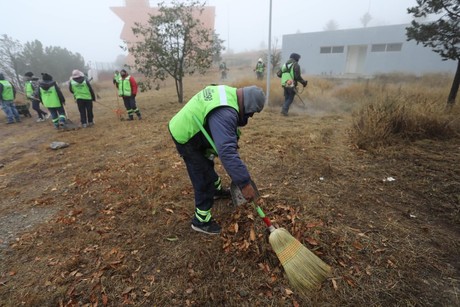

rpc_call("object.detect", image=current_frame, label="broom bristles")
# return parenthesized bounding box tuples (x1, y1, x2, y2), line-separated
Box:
(269, 228, 331, 293)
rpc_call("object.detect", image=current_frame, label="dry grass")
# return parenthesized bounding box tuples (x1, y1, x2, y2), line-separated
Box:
(0, 72, 459, 306)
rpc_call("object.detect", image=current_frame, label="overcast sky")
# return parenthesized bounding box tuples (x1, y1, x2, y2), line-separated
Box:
(2, 0, 417, 64)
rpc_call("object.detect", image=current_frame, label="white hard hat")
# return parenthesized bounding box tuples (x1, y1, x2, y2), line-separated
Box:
(258, 58, 262, 62)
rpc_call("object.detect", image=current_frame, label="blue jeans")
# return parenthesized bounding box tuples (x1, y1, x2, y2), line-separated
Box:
(172, 134, 219, 222)
(281, 87, 295, 114)
(1, 100, 20, 123)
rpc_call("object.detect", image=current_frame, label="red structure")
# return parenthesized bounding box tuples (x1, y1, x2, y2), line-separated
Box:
(111, 0, 215, 64)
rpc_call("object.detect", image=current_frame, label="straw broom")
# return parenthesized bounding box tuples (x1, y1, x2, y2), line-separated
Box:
(252, 201, 331, 293)
(193, 115, 331, 292)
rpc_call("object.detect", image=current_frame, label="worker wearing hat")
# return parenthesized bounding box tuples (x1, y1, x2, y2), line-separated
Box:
(35, 73, 67, 129)
(280, 53, 308, 116)
(169, 85, 265, 235)
(24, 72, 49, 122)
(254, 58, 265, 80)
(69, 69, 96, 128)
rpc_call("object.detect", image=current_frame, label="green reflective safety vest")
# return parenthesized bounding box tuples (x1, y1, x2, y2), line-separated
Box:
(281, 62, 294, 87)
(114, 72, 121, 84)
(70, 79, 92, 100)
(169, 85, 239, 145)
(40, 85, 61, 108)
(25, 81, 34, 99)
(118, 76, 131, 96)
(256, 62, 265, 73)
(0, 80, 14, 100)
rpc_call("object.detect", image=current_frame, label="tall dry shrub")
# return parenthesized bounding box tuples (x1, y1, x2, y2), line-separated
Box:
(351, 92, 459, 150)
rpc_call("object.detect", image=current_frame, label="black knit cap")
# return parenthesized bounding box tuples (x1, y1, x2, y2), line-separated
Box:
(25, 72, 34, 77)
(41, 73, 53, 81)
(290, 53, 301, 61)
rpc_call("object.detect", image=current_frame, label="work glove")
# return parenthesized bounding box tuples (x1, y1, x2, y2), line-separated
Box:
(301, 80, 308, 87)
(241, 182, 257, 203)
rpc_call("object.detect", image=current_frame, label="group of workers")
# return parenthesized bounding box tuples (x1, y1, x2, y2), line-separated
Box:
(1, 52, 307, 236)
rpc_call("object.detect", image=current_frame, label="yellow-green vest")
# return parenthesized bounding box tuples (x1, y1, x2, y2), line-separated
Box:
(70, 79, 92, 100)
(169, 85, 239, 144)
(281, 62, 295, 87)
(118, 76, 132, 96)
(256, 62, 265, 73)
(25, 81, 34, 99)
(0, 80, 14, 101)
(40, 85, 61, 108)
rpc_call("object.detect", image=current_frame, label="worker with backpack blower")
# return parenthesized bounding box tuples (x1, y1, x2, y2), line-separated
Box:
(278, 53, 308, 116)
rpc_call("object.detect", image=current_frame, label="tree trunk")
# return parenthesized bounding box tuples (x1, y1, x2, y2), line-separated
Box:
(447, 59, 460, 106)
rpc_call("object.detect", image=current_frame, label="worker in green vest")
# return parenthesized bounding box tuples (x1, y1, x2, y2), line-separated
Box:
(118, 69, 141, 120)
(35, 73, 67, 130)
(24, 72, 48, 122)
(254, 58, 265, 80)
(0, 73, 20, 124)
(69, 69, 96, 128)
(169, 85, 265, 235)
(113, 70, 121, 88)
(280, 53, 308, 116)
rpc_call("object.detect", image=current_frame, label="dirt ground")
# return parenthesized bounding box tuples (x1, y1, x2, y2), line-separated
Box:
(0, 74, 459, 306)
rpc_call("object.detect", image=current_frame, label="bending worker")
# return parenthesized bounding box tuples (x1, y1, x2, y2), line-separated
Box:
(168, 85, 265, 235)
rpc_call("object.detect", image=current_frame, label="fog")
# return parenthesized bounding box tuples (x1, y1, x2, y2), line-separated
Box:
(2, 0, 417, 63)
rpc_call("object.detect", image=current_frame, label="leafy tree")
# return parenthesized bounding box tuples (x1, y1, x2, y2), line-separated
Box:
(360, 12, 372, 28)
(406, 0, 460, 106)
(323, 20, 339, 31)
(1, 35, 87, 86)
(0, 34, 23, 89)
(43, 46, 86, 82)
(128, 0, 224, 103)
(19, 40, 47, 76)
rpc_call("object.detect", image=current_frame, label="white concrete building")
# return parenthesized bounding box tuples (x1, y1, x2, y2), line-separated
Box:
(282, 24, 456, 77)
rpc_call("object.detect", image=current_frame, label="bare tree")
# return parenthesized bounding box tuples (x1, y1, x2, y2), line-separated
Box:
(263, 37, 281, 76)
(0, 34, 23, 89)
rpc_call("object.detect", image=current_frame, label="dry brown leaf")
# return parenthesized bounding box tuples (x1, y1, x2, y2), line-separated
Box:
(353, 241, 363, 250)
(285, 288, 294, 295)
(234, 222, 239, 233)
(102, 293, 108, 306)
(122, 286, 135, 295)
(165, 208, 174, 214)
(305, 237, 319, 246)
(332, 278, 338, 290)
(249, 227, 256, 241)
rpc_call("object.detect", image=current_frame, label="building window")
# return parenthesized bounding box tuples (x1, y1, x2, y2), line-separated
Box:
(371, 43, 403, 52)
(371, 44, 386, 52)
(386, 43, 403, 52)
(320, 46, 332, 54)
(332, 46, 344, 53)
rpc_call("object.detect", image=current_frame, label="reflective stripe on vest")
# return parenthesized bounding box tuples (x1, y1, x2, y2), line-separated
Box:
(0, 80, 14, 100)
(168, 85, 239, 144)
(118, 76, 132, 96)
(70, 79, 92, 100)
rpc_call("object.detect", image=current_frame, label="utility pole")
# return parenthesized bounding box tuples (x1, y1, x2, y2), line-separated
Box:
(266, 0, 272, 106)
